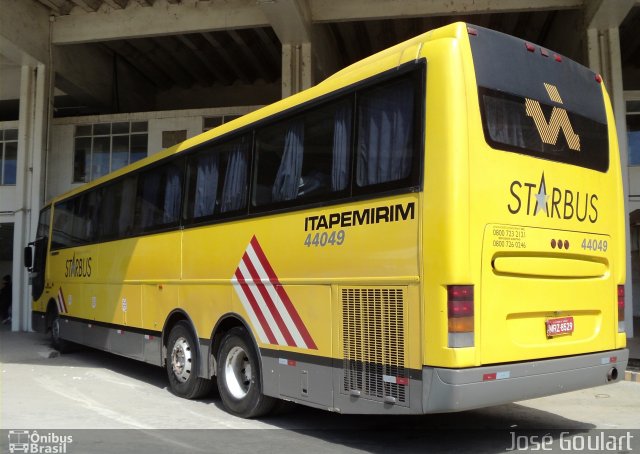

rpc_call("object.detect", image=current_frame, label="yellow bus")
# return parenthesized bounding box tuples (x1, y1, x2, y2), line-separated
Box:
(26, 22, 628, 417)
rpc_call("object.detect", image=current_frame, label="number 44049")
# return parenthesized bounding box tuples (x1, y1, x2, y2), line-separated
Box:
(581, 238, 608, 252)
(304, 230, 345, 247)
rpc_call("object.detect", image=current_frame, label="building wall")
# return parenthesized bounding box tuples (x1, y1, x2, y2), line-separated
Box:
(0, 120, 19, 214)
(45, 105, 260, 201)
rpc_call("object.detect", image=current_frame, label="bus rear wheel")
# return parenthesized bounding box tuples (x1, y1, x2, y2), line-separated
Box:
(217, 327, 276, 418)
(166, 321, 213, 399)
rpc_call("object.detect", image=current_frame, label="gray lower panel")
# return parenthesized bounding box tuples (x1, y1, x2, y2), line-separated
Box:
(262, 353, 424, 415)
(198, 340, 211, 379)
(423, 349, 629, 413)
(58, 318, 163, 367)
(264, 355, 334, 409)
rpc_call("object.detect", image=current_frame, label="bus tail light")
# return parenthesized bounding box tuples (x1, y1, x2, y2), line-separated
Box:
(448, 285, 474, 347)
(618, 285, 625, 332)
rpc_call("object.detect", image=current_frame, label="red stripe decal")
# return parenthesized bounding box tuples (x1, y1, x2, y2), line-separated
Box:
(58, 287, 67, 313)
(234, 269, 277, 344)
(242, 254, 295, 346)
(249, 236, 317, 349)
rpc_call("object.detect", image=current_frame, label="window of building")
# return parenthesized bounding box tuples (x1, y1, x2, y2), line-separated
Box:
(162, 130, 187, 148)
(0, 129, 18, 186)
(73, 121, 148, 183)
(628, 100, 640, 166)
(0, 223, 13, 263)
(202, 115, 241, 132)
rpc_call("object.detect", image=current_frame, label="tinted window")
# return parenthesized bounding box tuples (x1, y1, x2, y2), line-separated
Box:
(356, 76, 416, 188)
(134, 160, 184, 233)
(480, 87, 609, 172)
(71, 190, 102, 244)
(51, 200, 75, 249)
(468, 25, 609, 172)
(185, 135, 250, 221)
(253, 99, 352, 207)
(98, 176, 137, 240)
(37, 206, 51, 239)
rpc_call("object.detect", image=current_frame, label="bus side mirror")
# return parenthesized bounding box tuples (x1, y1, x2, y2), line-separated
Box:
(24, 245, 33, 270)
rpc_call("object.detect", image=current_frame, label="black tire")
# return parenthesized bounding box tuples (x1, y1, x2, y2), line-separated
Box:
(166, 321, 213, 399)
(217, 326, 276, 418)
(48, 307, 71, 353)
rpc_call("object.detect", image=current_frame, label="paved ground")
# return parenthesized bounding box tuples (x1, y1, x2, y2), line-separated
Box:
(1, 328, 639, 453)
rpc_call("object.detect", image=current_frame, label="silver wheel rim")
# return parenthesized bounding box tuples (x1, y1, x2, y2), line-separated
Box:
(224, 345, 252, 399)
(52, 317, 60, 342)
(171, 336, 192, 383)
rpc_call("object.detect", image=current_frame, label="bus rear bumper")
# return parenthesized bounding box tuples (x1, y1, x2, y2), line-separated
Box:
(422, 349, 628, 413)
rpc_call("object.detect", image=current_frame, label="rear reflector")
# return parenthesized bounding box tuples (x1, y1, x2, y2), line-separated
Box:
(483, 371, 511, 381)
(618, 285, 625, 332)
(525, 42, 535, 52)
(448, 285, 474, 348)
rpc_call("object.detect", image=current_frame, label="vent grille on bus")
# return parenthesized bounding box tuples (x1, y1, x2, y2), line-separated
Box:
(342, 287, 407, 404)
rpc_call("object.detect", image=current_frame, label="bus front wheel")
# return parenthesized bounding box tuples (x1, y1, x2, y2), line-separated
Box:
(217, 327, 276, 418)
(166, 321, 213, 399)
(48, 307, 71, 353)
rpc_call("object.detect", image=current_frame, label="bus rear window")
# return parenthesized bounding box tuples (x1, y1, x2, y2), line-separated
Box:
(479, 88, 609, 172)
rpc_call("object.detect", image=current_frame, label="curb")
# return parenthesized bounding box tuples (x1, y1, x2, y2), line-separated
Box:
(625, 370, 640, 383)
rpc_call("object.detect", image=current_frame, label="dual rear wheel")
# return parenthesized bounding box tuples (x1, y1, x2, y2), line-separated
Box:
(165, 323, 275, 418)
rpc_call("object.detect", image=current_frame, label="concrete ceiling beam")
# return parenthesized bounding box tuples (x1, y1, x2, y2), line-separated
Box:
(52, 0, 269, 44)
(584, 0, 635, 29)
(0, 0, 51, 65)
(308, 0, 584, 22)
(54, 43, 155, 112)
(70, 0, 102, 12)
(258, 0, 312, 44)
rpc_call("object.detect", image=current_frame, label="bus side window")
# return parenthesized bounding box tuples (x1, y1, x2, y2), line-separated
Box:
(98, 176, 137, 241)
(185, 135, 250, 223)
(186, 150, 221, 220)
(253, 99, 352, 208)
(218, 136, 249, 214)
(134, 160, 183, 233)
(71, 190, 101, 245)
(51, 199, 75, 249)
(356, 76, 415, 188)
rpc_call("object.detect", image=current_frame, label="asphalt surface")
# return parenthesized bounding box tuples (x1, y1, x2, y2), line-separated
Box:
(1, 328, 639, 453)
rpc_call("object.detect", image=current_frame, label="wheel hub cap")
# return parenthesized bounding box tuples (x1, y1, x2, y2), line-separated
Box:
(171, 337, 192, 383)
(225, 346, 251, 399)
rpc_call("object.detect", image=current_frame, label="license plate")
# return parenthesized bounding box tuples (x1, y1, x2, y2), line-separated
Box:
(546, 316, 574, 337)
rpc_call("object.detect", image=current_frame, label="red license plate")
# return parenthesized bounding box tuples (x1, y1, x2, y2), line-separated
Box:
(546, 316, 574, 337)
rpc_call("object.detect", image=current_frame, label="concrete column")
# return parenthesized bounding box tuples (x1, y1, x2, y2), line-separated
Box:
(587, 27, 634, 338)
(282, 42, 313, 98)
(12, 63, 48, 332)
